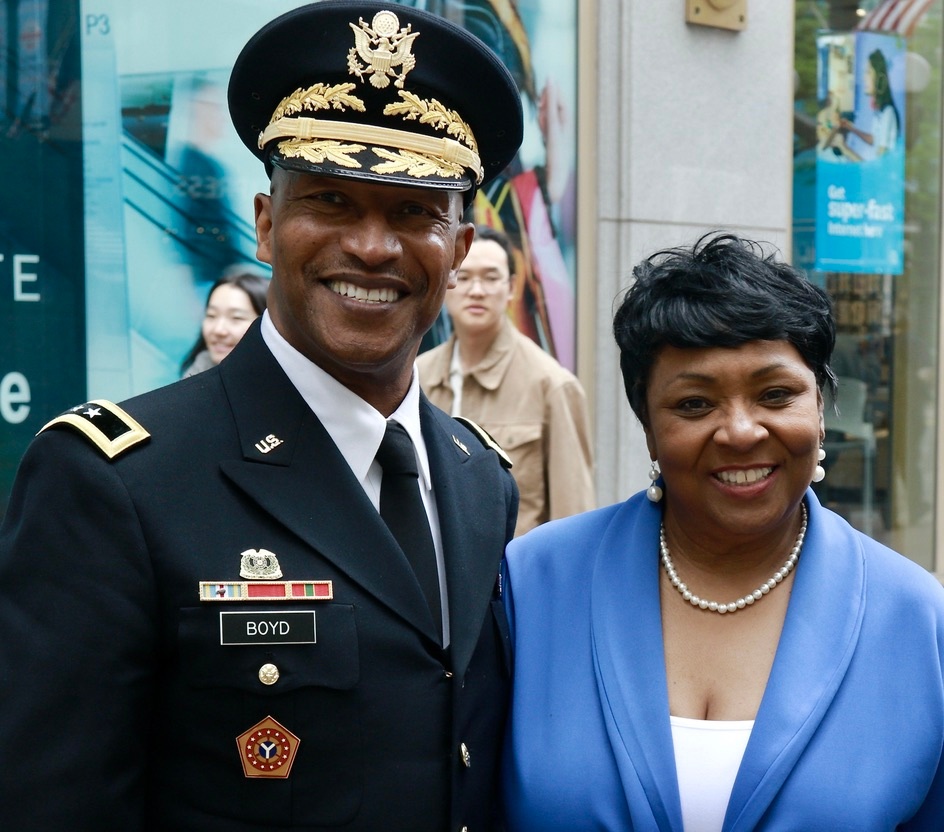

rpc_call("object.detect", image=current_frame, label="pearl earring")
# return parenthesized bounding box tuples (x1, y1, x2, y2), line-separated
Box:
(812, 446, 826, 483)
(647, 461, 663, 503)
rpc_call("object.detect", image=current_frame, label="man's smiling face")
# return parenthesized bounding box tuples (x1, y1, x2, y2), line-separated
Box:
(255, 168, 472, 408)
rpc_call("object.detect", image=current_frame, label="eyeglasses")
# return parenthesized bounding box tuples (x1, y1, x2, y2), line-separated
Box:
(454, 274, 509, 293)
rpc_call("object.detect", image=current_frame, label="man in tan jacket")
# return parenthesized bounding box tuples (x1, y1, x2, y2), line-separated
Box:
(417, 226, 595, 536)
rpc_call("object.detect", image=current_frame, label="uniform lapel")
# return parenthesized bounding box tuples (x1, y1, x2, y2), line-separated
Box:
(215, 325, 438, 642)
(422, 400, 508, 676)
(724, 491, 866, 831)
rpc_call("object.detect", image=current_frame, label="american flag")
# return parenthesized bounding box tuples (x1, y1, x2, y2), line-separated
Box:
(857, 0, 934, 37)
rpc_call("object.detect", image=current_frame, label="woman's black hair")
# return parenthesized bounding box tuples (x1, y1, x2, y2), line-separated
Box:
(613, 233, 838, 427)
(868, 48, 900, 134)
(180, 270, 269, 374)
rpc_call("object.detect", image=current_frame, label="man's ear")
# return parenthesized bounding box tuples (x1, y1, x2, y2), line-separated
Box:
(452, 221, 475, 271)
(254, 192, 273, 265)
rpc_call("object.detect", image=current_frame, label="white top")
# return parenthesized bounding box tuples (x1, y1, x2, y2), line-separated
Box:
(260, 311, 449, 643)
(872, 105, 898, 154)
(670, 716, 754, 832)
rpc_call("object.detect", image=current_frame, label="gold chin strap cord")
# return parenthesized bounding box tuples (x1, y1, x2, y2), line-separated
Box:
(258, 116, 484, 184)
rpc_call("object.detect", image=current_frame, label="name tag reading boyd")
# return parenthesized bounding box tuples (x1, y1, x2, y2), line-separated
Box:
(220, 611, 317, 646)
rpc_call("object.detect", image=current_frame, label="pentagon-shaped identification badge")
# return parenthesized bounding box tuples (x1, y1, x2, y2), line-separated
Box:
(237, 715, 300, 778)
(39, 400, 149, 459)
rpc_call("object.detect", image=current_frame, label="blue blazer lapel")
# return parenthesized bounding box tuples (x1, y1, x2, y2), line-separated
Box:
(422, 400, 510, 676)
(725, 490, 866, 831)
(215, 325, 439, 642)
(591, 494, 682, 831)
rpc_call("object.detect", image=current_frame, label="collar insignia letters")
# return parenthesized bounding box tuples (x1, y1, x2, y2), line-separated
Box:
(255, 434, 283, 454)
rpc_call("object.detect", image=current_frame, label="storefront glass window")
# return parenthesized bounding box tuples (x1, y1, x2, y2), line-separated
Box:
(793, 0, 942, 571)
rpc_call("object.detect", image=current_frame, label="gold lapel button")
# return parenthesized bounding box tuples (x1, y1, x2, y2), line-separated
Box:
(259, 663, 280, 685)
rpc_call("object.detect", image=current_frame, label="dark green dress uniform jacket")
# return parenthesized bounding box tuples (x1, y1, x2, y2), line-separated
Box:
(0, 323, 518, 832)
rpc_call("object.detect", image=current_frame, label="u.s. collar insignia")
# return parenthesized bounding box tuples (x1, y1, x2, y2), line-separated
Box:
(254, 434, 283, 454)
(240, 549, 282, 580)
(452, 435, 470, 456)
(348, 10, 420, 90)
(237, 716, 300, 778)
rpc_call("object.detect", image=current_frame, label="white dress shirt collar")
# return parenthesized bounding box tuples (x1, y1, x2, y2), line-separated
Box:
(259, 311, 448, 645)
(259, 311, 432, 495)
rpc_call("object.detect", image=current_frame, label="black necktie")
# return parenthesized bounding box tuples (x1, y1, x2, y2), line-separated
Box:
(376, 421, 442, 639)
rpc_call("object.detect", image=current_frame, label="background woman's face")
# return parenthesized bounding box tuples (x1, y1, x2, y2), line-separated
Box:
(202, 283, 259, 365)
(644, 340, 824, 546)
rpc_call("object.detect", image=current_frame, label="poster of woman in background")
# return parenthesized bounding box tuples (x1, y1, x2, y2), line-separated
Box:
(840, 48, 901, 158)
(814, 30, 905, 274)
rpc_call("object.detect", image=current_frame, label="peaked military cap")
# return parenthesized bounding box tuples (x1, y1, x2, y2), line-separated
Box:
(228, 1, 523, 198)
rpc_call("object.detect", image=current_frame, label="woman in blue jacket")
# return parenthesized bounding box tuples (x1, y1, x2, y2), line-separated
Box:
(501, 233, 944, 830)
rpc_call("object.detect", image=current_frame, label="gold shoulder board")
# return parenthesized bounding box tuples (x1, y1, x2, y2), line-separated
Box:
(39, 400, 150, 460)
(454, 417, 513, 470)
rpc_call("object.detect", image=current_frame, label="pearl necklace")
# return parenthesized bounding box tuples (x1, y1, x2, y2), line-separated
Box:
(659, 503, 808, 615)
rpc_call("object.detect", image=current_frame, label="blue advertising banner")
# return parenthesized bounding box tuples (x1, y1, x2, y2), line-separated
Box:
(1, 0, 85, 514)
(814, 31, 906, 274)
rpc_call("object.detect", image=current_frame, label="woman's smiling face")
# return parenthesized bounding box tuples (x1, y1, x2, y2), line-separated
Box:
(202, 283, 260, 365)
(644, 340, 824, 546)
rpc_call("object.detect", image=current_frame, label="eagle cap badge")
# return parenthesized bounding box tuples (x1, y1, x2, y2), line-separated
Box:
(348, 10, 420, 89)
(239, 549, 283, 580)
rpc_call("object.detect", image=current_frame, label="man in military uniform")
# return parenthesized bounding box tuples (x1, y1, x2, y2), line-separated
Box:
(0, 3, 522, 830)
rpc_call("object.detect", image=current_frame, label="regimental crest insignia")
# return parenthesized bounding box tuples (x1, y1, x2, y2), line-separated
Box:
(239, 549, 283, 580)
(237, 715, 300, 779)
(348, 10, 420, 89)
